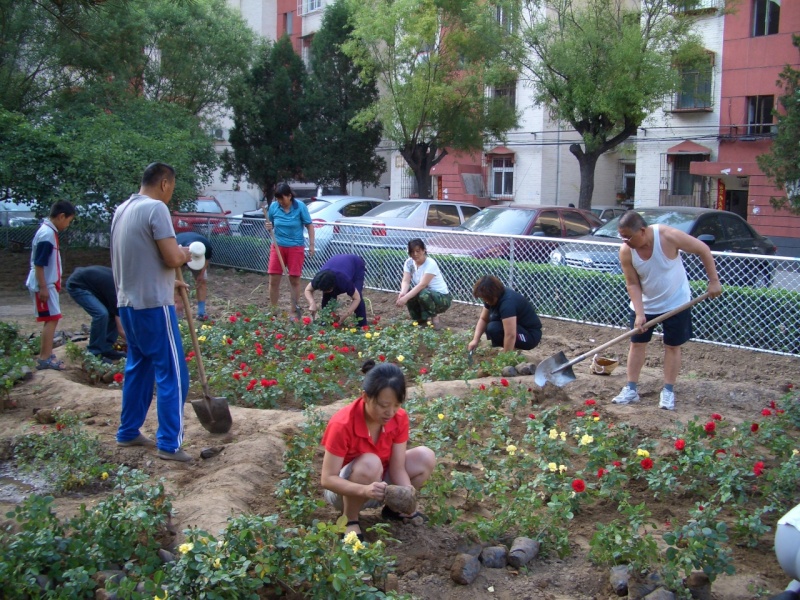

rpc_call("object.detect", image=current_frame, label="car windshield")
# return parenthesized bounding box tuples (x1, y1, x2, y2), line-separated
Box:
(363, 202, 419, 219)
(196, 200, 221, 213)
(593, 210, 699, 238)
(460, 208, 534, 235)
(306, 200, 332, 214)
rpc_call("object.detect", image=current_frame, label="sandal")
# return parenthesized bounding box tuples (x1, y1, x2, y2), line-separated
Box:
(36, 357, 66, 371)
(341, 520, 366, 543)
(381, 506, 429, 523)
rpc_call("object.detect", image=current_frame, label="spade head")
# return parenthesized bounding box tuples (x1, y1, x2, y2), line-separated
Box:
(467, 349, 474, 366)
(534, 351, 577, 388)
(191, 397, 233, 434)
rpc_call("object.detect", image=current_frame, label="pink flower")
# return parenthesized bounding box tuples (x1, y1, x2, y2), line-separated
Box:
(675, 439, 686, 450)
(571, 479, 586, 493)
(751, 423, 759, 433)
(711, 413, 723, 421)
(584, 399, 596, 406)
(640, 458, 654, 470)
(753, 461, 765, 476)
(500, 378, 509, 387)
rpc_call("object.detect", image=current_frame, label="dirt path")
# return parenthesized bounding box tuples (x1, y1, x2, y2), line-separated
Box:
(1, 248, 798, 599)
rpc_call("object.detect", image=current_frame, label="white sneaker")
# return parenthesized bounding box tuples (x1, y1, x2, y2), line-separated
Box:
(611, 387, 640, 405)
(659, 389, 675, 411)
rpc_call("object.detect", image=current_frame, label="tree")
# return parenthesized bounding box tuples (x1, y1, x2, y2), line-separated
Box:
(343, 0, 520, 199)
(223, 36, 308, 200)
(757, 35, 800, 214)
(519, 0, 706, 208)
(300, 0, 385, 193)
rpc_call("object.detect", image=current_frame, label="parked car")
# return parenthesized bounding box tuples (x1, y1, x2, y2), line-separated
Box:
(425, 205, 603, 263)
(238, 195, 385, 254)
(329, 199, 482, 253)
(172, 196, 232, 236)
(0, 200, 37, 227)
(590, 205, 627, 223)
(548, 207, 778, 286)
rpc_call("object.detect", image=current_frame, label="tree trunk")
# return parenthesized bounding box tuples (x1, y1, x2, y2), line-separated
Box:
(338, 172, 349, 195)
(400, 142, 447, 199)
(569, 144, 599, 210)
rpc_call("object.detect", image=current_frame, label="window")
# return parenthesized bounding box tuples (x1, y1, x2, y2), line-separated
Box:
(672, 155, 701, 196)
(621, 162, 636, 199)
(674, 55, 714, 111)
(495, 4, 514, 33)
(747, 95, 774, 135)
(531, 211, 561, 237)
(563, 212, 595, 238)
(341, 201, 380, 218)
(425, 204, 461, 227)
(492, 82, 516, 110)
(491, 157, 514, 197)
(461, 206, 481, 220)
(284, 11, 294, 35)
(752, 0, 780, 37)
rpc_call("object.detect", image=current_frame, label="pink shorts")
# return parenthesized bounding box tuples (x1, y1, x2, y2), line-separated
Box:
(268, 245, 305, 277)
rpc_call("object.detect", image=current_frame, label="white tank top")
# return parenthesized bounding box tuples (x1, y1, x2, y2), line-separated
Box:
(630, 225, 690, 314)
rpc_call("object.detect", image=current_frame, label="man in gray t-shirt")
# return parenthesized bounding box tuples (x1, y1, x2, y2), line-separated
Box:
(111, 162, 193, 462)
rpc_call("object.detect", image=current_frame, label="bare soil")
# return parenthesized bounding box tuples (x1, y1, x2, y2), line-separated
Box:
(0, 247, 798, 599)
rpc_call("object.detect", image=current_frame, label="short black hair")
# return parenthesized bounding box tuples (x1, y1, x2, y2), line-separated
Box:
(407, 238, 426, 255)
(361, 360, 406, 404)
(311, 270, 336, 292)
(275, 182, 294, 200)
(619, 210, 647, 230)
(141, 162, 175, 187)
(50, 200, 76, 218)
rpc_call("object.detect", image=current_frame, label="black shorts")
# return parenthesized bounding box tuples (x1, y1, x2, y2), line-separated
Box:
(629, 307, 692, 346)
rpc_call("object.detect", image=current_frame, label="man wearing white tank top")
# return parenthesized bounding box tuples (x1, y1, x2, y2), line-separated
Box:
(611, 211, 722, 410)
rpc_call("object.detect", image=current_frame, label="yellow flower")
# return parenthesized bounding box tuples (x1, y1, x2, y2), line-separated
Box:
(373, 332, 380, 338)
(558, 464, 567, 474)
(198, 335, 207, 342)
(412, 321, 419, 327)
(559, 432, 567, 441)
(548, 429, 558, 440)
(593, 417, 600, 422)
(397, 355, 405, 362)
(154, 592, 168, 600)
(580, 434, 594, 446)
(358, 352, 363, 358)
(350, 328, 357, 333)
(178, 543, 193, 554)
(506, 444, 517, 455)
(343, 531, 359, 545)
(213, 558, 221, 568)
(352, 540, 365, 553)
(794, 449, 800, 457)
(365, 332, 372, 339)
(201, 324, 210, 331)
(637, 449, 650, 458)
(548, 462, 557, 472)
(437, 413, 445, 420)
(101, 472, 108, 480)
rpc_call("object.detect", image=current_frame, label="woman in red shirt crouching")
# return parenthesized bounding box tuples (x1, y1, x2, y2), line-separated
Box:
(321, 360, 436, 541)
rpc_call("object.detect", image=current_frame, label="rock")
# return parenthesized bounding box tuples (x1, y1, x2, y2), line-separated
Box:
(405, 570, 419, 580)
(158, 548, 176, 564)
(35, 409, 56, 424)
(92, 569, 124, 586)
(628, 572, 665, 600)
(514, 363, 532, 376)
(455, 541, 484, 557)
(200, 446, 224, 459)
(507, 537, 540, 567)
(101, 372, 114, 384)
(501, 366, 518, 377)
(609, 565, 629, 596)
(94, 590, 119, 600)
(451, 553, 481, 585)
(479, 545, 508, 569)
(686, 571, 711, 600)
(643, 588, 676, 600)
(384, 573, 398, 593)
(384, 484, 416, 515)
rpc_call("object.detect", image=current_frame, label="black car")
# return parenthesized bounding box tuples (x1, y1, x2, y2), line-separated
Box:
(549, 207, 778, 286)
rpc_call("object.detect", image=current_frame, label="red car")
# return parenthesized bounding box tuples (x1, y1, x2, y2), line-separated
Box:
(172, 196, 232, 236)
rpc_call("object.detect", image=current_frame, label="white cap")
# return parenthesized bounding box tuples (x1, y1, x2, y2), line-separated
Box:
(187, 241, 206, 270)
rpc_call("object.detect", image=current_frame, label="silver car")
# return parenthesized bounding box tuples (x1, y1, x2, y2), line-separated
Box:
(329, 199, 482, 253)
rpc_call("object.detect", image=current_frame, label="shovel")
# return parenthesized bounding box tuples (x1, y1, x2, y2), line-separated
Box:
(263, 207, 303, 320)
(176, 268, 233, 434)
(534, 293, 710, 388)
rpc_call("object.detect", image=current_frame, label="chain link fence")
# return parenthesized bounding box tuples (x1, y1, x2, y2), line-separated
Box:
(210, 217, 800, 357)
(0, 214, 111, 252)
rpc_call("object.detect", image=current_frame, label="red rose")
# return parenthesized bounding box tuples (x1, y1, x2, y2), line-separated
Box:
(597, 468, 606, 478)
(255, 330, 260, 336)
(640, 458, 654, 470)
(276, 333, 283, 340)
(319, 330, 326, 336)
(751, 423, 759, 433)
(261, 379, 269, 386)
(753, 461, 765, 476)
(226, 338, 233, 345)
(234, 349, 242, 354)
(232, 372, 240, 380)
(56, 423, 65, 431)
(576, 411, 586, 417)
(591, 411, 600, 418)
(379, 355, 386, 361)
(528, 413, 536, 420)
(236, 312, 242, 316)
(675, 439, 686, 450)
(332, 322, 340, 328)
(307, 353, 315, 360)
(419, 368, 428, 374)
(113, 373, 124, 384)
(711, 413, 722, 421)
(244, 317, 251, 323)
(246, 379, 257, 391)
(762, 408, 772, 416)
(612, 461, 622, 467)
(303, 317, 311, 325)
(362, 325, 370, 331)
(303, 367, 311, 374)
(704, 422, 716, 434)
(240, 362, 247, 370)
(777, 409, 785, 414)
(584, 399, 596, 406)
(500, 378, 509, 387)
(328, 354, 335, 361)
(770, 400, 777, 409)
(715, 449, 727, 456)
(571, 479, 586, 493)
(229, 315, 237, 323)
(479, 384, 486, 391)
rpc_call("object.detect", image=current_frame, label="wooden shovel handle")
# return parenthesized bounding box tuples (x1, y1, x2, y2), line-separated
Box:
(176, 268, 213, 404)
(557, 292, 711, 372)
